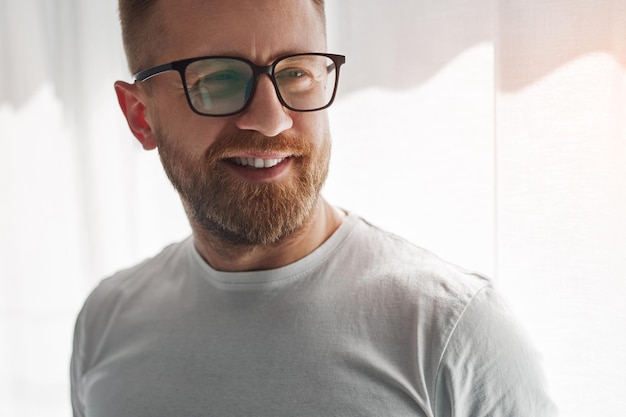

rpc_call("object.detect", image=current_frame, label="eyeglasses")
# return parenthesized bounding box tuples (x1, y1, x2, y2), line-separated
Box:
(134, 53, 346, 117)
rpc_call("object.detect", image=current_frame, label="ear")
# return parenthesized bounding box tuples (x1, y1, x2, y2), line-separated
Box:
(114, 81, 158, 150)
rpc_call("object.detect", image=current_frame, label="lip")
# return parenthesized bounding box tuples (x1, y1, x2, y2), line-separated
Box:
(228, 152, 293, 160)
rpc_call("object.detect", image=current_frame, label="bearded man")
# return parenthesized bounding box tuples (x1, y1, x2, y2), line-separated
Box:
(70, 0, 557, 416)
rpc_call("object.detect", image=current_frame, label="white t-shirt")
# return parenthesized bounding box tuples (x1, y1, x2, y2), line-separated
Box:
(71, 213, 557, 416)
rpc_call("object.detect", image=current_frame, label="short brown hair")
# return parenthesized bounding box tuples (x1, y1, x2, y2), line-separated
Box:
(118, 0, 161, 74)
(118, 0, 326, 74)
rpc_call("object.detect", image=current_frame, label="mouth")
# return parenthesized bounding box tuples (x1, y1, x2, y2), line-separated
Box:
(220, 154, 296, 181)
(226, 156, 289, 169)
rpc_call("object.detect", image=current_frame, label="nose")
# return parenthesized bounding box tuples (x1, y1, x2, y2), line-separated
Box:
(234, 75, 293, 137)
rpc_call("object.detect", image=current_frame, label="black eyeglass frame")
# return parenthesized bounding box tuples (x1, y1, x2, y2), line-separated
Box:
(133, 52, 346, 117)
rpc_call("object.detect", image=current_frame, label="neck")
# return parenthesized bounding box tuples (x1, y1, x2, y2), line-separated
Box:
(192, 198, 345, 272)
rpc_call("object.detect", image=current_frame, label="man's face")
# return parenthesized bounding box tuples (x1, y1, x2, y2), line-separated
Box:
(142, 0, 331, 246)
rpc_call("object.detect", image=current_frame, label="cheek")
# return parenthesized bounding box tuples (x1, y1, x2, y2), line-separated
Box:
(293, 111, 331, 145)
(158, 112, 234, 155)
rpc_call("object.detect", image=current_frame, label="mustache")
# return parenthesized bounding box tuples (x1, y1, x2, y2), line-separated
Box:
(205, 131, 312, 161)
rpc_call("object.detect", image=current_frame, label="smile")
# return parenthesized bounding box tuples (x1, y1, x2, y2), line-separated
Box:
(228, 157, 287, 169)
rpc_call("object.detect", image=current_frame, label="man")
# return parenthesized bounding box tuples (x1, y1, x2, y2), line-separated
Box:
(71, 0, 557, 415)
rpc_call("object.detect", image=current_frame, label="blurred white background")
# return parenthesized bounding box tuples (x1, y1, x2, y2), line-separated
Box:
(1, 0, 625, 416)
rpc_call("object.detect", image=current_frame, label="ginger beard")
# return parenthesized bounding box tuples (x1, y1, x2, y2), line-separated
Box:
(155, 127, 331, 247)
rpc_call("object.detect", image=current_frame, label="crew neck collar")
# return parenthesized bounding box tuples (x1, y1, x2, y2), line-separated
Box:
(188, 211, 358, 289)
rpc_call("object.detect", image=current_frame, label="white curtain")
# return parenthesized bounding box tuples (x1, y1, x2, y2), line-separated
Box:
(1, 0, 625, 416)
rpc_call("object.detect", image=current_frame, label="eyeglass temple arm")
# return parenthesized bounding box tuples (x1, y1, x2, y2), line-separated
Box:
(134, 63, 175, 82)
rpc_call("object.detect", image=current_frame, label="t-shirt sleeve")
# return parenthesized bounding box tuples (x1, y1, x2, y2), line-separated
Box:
(433, 286, 558, 417)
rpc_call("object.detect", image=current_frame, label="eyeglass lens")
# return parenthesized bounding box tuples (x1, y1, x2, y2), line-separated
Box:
(184, 55, 338, 115)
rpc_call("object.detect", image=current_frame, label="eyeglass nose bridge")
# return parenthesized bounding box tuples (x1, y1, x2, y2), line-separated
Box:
(244, 63, 286, 109)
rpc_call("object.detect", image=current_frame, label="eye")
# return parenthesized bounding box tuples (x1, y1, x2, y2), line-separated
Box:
(279, 69, 307, 78)
(194, 70, 244, 88)
(188, 70, 247, 97)
(204, 70, 241, 82)
(276, 67, 310, 80)
(183, 58, 254, 113)
(275, 67, 317, 93)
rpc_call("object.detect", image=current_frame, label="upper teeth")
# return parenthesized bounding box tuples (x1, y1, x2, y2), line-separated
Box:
(231, 157, 286, 168)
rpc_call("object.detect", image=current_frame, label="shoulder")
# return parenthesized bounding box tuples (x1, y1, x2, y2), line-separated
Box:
(78, 238, 192, 324)
(345, 214, 491, 308)
(337, 214, 495, 349)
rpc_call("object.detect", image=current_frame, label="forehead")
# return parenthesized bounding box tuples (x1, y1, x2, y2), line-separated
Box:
(151, 0, 326, 64)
